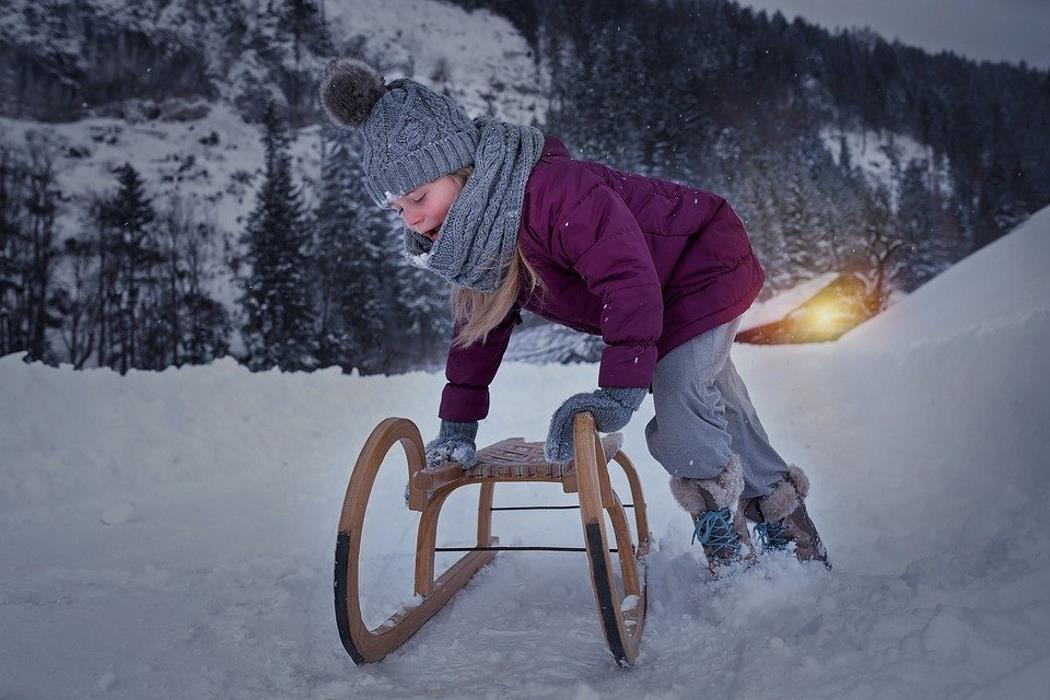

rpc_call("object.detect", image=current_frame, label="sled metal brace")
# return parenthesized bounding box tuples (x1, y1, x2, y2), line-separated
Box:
(490, 504, 636, 511)
(435, 545, 619, 553)
(439, 504, 637, 551)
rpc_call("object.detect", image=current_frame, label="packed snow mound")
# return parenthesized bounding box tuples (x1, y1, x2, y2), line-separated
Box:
(2, 213, 1048, 697)
(842, 204, 1050, 346)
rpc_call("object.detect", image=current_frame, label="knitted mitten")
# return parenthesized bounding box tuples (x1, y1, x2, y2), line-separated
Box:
(543, 387, 647, 463)
(424, 420, 479, 470)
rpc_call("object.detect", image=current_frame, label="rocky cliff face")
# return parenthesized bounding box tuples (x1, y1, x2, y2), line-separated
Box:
(1, 0, 546, 128)
(0, 0, 340, 124)
(1, 0, 548, 127)
(0, 1, 236, 121)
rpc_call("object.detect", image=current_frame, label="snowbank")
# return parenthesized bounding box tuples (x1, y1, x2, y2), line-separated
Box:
(842, 204, 1050, 346)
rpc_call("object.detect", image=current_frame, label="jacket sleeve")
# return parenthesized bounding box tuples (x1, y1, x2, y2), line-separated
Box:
(551, 181, 663, 389)
(438, 302, 523, 422)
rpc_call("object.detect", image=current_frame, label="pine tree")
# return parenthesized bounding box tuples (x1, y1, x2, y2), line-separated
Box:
(151, 197, 231, 368)
(89, 192, 122, 370)
(391, 253, 451, 373)
(895, 158, 937, 289)
(781, 177, 820, 282)
(837, 134, 853, 172)
(312, 128, 391, 373)
(20, 141, 62, 363)
(550, 20, 647, 169)
(311, 126, 453, 375)
(0, 146, 26, 357)
(53, 237, 97, 368)
(179, 214, 231, 366)
(274, 0, 332, 126)
(237, 101, 318, 371)
(0, 143, 63, 362)
(102, 163, 158, 373)
(278, 0, 322, 66)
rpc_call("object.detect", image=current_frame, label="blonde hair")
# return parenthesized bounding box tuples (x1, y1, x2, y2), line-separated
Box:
(446, 165, 546, 349)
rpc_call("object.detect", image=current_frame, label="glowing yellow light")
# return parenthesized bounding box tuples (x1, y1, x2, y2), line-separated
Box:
(808, 302, 843, 332)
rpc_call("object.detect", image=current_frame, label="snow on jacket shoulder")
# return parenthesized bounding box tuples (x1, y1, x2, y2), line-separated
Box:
(438, 134, 765, 423)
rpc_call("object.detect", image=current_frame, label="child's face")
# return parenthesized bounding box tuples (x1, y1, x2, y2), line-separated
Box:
(391, 174, 464, 242)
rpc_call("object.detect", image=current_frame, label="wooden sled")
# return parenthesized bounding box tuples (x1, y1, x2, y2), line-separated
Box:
(334, 412, 651, 668)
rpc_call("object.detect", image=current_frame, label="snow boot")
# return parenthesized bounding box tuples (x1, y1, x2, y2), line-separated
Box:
(669, 453, 755, 575)
(740, 465, 830, 568)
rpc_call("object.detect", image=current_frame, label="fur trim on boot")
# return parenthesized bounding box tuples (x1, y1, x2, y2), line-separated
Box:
(741, 464, 829, 567)
(669, 453, 744, 515)
(756, 464, 810, 522)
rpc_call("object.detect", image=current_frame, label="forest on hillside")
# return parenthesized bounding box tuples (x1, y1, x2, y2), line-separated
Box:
(2, 0, 1047, 373)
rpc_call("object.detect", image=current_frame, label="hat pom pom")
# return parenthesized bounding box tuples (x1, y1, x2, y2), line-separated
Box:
(319, 58, 386, 128)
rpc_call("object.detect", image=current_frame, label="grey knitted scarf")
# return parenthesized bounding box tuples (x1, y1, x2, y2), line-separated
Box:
(403, 115, 544, 292)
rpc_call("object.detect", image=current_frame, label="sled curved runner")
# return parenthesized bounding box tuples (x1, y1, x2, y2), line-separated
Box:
(334, 413, 651, 667)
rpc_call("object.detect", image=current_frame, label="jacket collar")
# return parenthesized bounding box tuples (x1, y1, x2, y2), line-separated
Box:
(540, 134, 570, 160)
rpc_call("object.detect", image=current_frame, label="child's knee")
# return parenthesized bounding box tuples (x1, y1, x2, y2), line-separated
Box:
(645, 426, 731, 480)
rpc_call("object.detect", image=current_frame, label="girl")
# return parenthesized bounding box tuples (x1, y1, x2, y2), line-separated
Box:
(319, 58, 828, 573)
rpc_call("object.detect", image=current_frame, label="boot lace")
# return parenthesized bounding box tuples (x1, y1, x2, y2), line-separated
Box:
(753, 519, 790, 549)
(691, 508, 740, 557)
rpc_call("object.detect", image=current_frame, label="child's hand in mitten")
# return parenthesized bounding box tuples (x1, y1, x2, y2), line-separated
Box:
(543, 387, 647, 463)
(424, 419, 479, 470)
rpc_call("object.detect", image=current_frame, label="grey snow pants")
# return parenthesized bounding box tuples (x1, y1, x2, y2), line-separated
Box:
(644, 315, 790, 499)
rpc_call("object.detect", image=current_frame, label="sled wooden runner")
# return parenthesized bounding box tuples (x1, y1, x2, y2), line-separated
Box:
(334, 413, 651, 668)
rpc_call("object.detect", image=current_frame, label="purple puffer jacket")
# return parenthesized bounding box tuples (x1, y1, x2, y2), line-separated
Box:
(439, 135, 765, 422)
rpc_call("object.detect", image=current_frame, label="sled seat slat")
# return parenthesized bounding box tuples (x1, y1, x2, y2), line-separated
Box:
(468, 433, 624, 479)
(412, 434, 624, 496)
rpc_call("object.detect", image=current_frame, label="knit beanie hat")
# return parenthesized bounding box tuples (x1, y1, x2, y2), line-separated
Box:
(318, 58, 479, 208)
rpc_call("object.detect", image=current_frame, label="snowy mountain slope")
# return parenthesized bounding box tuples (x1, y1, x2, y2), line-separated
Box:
(0, 0, 547, 309)
(0, 105, 326, 314)
(0, 104, 310, 253)
(0, 0, 546, 123)
(820, 126, 954, 207)
(2, 222, 1048, 696)
(324, 0, 548, 125)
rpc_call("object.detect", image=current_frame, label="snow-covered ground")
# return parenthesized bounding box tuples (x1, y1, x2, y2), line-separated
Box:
(2, 207, 1048, 698)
